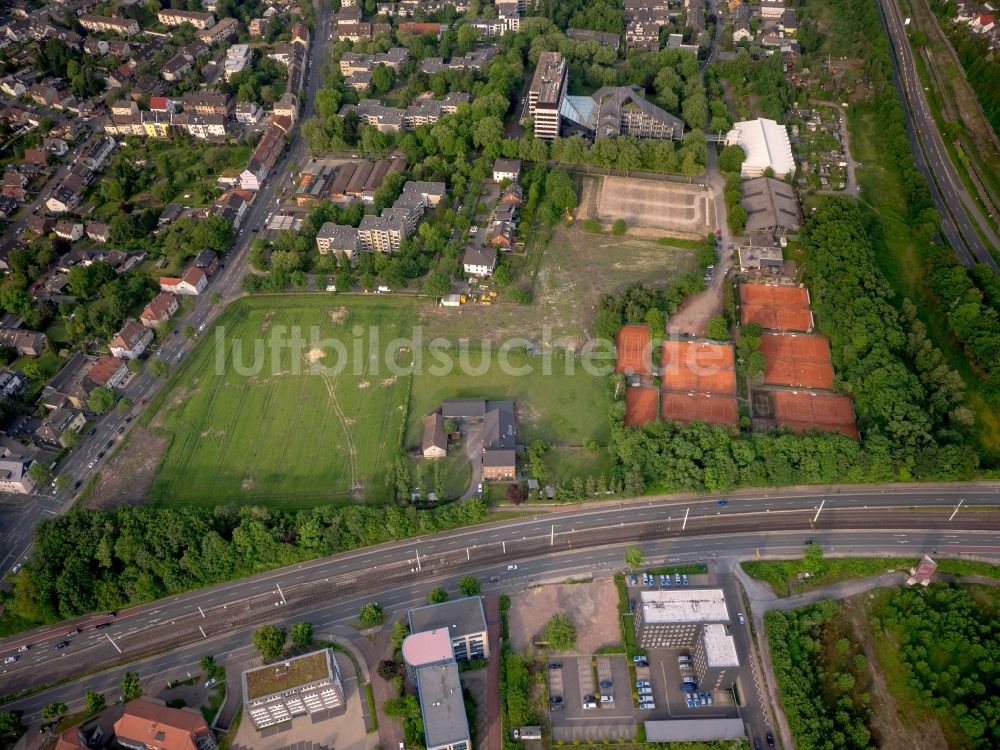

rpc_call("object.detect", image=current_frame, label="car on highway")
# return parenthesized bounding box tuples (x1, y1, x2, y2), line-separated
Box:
(753, 740, 762, 750)
(117, 426, 125, 434)
(506, 564, 518, 571)
(105, 440, 113, 448)
(4, 655, 17, 664)
(87, 459, 97, 469)
(717, 499, 729, 507)
(96, 451, 105, 459)
(88, 428, 96, 436)
(766, 733, 774, 747)
(95, 622, 112, 630)
(737, 612, 745, 625)
(55, 641, 70, 649)
(18, 645, 29, 653)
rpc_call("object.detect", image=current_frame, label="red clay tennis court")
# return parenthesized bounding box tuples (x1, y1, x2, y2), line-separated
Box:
(625, 387, 659, 427)
(661, 392, 738, 426)
(616, 324, 652, 376)
(740, 283, 814, 331)
(771, 390, 859, 439)
(760, 333, 834, 389)
(660, 340, 737, 395)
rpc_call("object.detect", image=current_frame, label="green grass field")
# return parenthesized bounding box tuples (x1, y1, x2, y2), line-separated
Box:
(149, 296, 615, 507)
(150, 297, 414, 506)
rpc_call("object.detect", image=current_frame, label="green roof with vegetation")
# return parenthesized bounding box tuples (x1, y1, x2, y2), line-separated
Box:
(244, 651, 331, 700)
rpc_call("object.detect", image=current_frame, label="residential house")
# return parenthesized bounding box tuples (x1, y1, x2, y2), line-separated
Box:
(212, 189, 253, 228)
(46, 171, 86, 213)
(109, 319, 153, 359)
(84, 354, 129, 390)
(157, 9, 215, 29)
(86, 222, 111, 243)
(40, 351, 94, 409)
(239, 124, 285, 190)
(462, 245, 497, 277)
(440, 399, 516, 480)
(422, 412, 447, 458)
(114, 699, 217, 750)
(0, 196, 17, 219)
(160, 266, 208, 296)
(78, 15, 139, 36)
(315, 222, 360, 263)
(760, 0, 785, 18)
(197, 17, 239, 45)
(79, 136, 115, 170)
(54, 220, 83, 241)
(0, 450, 36, 494)
(194, 249, 220, 275)
(0, 369, 27, 398)
(26, 215, 54, 235)
(34, 406, 86, 447)
(182, 91, 232, 116)
(273, 92, 298, 121)
(224, 43, 253, 81)
(23, 148, 48, 167)
(162, 53, 193, 82)
(140, 291, 179, 328)
(2, 169, 26, 201)
(235, 102, 263, 124)
(492, 158, 521, 183)
(0, 328, 46, 356)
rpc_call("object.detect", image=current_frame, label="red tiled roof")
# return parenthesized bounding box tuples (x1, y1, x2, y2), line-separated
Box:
(87, 355, 126, 386)
(149, 96, 168, 111)
(114, 699, 213, 750)
(182, 266, 207, 286)
(142, 291, 178, 322)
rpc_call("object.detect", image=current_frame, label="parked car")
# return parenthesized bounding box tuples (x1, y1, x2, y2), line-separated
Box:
(674, 574, 682, 585)
(205, 677, 218, 689)
(737, 612, 746, 625)
(659, 574, 668, 588)
(582, 701, 597, 710)
(754, 740, 762, 750)
(638, 702, 656, 710)
(682, 574, 689, 587)
(638, 687, 653, 696)
(635, 680, 651, 687)
(600, 694, 613, 703)
(629, 575, 638, 585)
(548, 662, 562, 670)
(598, 680, 612, 689)
(9, 563, 21, 575)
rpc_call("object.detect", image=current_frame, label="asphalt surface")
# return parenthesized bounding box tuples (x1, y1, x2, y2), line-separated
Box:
(0, 10, 335, 579)
(0, 520, 995, 739)
(878, 0, 999, 269)
(1, 485, 997, 698)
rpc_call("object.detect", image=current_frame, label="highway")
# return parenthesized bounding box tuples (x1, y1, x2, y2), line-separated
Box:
(1, 485, 997, 701)
(878, 0, 999, 269)
(0, 10, 336, 577)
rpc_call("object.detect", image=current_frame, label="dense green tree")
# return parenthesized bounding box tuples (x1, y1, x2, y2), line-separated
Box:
(458, 576, 481, 597)
(427, 586, 449, 604)
(359, 602, 385, 627)
(253, 625, 286, 661)
(291, 621, 314, 647)
(120, 671, 141, 701)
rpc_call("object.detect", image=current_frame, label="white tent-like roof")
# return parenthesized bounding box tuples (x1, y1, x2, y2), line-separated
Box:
(725, 117, 795, 178)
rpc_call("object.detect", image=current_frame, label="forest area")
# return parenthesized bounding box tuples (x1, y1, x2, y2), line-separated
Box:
(767, 584, 999, 750)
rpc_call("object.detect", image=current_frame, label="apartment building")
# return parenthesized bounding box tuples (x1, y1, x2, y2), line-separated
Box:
(78, 15, 140, 36)
(527, 52, 566, 140)
(157, 9, 215, 29)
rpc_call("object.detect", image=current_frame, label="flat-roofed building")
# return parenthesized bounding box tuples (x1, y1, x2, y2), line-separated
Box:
(408, 597, 489, 662)
(693, 623, 739, 689)
(242, 649, 346, 730)
(634, 589, 730, 648)
(527, 52, 566, 140)
(402, 627, 454, 676)
(415, 661, 471, 750)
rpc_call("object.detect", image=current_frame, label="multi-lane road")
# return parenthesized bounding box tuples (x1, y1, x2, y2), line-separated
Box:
(0, 10, 336, 576)
(878, 0, 999, 269)
(1, 485, 997, 703)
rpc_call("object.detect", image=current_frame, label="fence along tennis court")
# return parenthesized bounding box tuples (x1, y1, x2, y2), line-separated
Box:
(660, 339, 737, 395)
(625, 387, 659, 427)
(760, 333, 834, 389)
(661, 392, 739, 426)
(740, 283, 814, 331)
(615, 324, 652, 376)
(770, 390, 859, 439)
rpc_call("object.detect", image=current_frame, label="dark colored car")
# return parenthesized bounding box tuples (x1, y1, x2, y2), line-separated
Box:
(73, 480, 81, 490)
(95, 622, 112, 630)
(598, 680, 613, 689)
(753, 740, 761, 750)
(105, 441, 114, 449)
(88, 428, 96, 436)
(766, 733, 775, 748)
(55, 641, 70, 649)
(548, 662, 562, 670)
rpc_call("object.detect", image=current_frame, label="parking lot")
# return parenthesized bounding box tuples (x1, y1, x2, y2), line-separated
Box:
(548, 655, 637, 741)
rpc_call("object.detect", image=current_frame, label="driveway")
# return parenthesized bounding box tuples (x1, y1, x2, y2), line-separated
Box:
(459, 423, 483, 500)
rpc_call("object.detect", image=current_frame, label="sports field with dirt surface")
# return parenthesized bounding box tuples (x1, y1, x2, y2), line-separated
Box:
(595, 176, 715, 235)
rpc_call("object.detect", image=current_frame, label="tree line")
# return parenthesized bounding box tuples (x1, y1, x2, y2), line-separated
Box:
(1, 500, 487, 632)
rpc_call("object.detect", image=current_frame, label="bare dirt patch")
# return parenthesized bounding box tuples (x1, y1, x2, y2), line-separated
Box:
(597, 176, 714, 235)
(83, 427, 168, 509)
(241, 478, 255, 491)
(328, 307, 349, 325)
(508, 579, 621, 654)
(304, 347, 325, 363)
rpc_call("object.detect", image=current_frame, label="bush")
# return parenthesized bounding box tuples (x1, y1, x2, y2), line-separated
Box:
(582, 218, 602, 233)
(542, 614, 577, 651)
(612, 219, 627, 235)
(359, 602, 385, 627)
